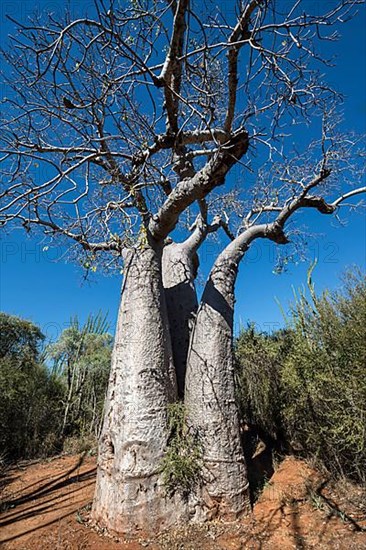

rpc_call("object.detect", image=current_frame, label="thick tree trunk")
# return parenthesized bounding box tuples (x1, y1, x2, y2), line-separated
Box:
(162, 241, 199, 398)
(185, 248, 251, 521)
(92, 245, 187, 535)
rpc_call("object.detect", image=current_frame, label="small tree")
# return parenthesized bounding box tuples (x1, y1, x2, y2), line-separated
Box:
(0, 0, 365, 534)
(47, 312, 112, 439)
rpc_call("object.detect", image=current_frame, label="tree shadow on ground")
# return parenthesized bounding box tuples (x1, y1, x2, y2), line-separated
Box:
(1, 453, 88, 509)
(312, 479, 366, 534)
(0, 453, 96, 544)
(237, 450, 366, 549)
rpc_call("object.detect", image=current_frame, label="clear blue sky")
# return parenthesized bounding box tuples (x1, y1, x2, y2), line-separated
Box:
(0, 1, 365, 341)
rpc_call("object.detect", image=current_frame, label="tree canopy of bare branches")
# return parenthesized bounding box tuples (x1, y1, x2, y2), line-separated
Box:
(1, 0, 364, 265)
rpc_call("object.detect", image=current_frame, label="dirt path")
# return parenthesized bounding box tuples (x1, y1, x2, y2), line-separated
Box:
(0, 454, 365, 549)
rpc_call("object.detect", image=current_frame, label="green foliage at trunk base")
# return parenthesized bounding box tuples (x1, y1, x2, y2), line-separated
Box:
(161, 402, 202, 498)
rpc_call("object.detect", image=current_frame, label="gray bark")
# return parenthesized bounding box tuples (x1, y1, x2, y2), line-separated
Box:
(184, 225, 280, 519)
(185, 243, 253, 521)
(92, 245, 187, 535)
(162, 240, 200, 398)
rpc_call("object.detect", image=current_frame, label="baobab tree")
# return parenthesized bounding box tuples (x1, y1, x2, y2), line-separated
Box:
(0, 0, 365, 535)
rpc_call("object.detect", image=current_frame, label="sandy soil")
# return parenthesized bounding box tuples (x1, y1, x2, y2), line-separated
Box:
(0, 453, 365, 549)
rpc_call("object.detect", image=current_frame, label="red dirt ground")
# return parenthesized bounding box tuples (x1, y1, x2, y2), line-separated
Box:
(0, 453, 365, 549)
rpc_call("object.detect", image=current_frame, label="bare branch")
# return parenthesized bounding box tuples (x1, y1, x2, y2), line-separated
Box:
(224, 0, 259, 133)
(158, 0, 189, 134)
(331, 186, 366, 208)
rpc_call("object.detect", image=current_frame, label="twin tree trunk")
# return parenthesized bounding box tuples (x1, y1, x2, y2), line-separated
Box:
(185, 249, 250, 520)
(92, 245, 186, 534)
(92, 238, 250, 534)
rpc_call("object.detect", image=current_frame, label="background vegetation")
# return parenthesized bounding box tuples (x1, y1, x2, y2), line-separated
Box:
(235, 268, 366, 484)
(0, 313, 63, 459)
(0, 312, 112, 461)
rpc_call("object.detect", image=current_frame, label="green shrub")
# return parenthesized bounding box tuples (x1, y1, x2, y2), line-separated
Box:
(161, 402, 202, 498)
(235, 269, 366, 483)
(281, 269, 366, 482)
(235, 324, 287, 441)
